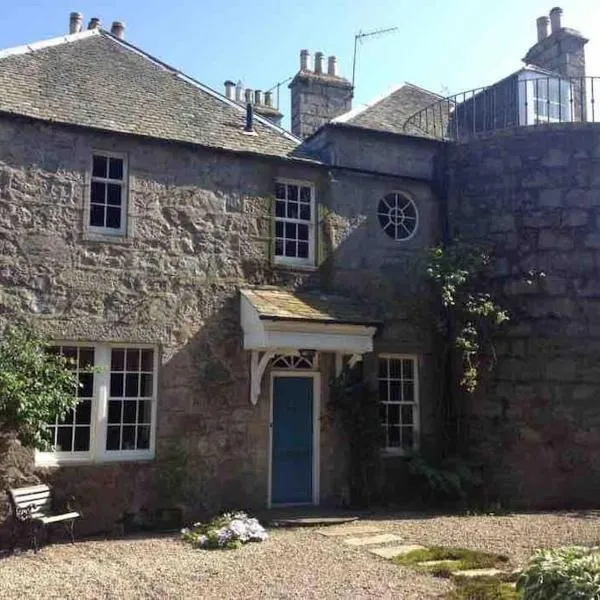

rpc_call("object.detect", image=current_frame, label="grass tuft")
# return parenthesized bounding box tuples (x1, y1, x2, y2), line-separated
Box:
(393, 546, 509, 573)
(443, 578, 518, 600)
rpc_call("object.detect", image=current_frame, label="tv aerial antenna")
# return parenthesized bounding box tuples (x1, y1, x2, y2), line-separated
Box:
(266, 77, 293, 110)
(352, 27, 398, 90)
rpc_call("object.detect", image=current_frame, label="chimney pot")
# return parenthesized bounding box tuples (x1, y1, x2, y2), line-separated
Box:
(314, 51, 324, 75)
(69, 12, 83, 34)
(550, 7, 563, 33)
(110, 21, 125, 39)
(254, 90, 263, 105)
(264, 91, 273, 108)
(245, 88, 253, 104)
(88, 17, 101, 30)
(300, 49, 311, 71)
(536, 16, 550, 41)
(224, 80, 235, 100)
(327, 55, 338, 76)
(235, 81, 243, 102)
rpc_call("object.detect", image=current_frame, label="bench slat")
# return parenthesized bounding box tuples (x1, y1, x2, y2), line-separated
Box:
(9, 485, 51, 497)
(11, 492, 51, 505)
(39, 512, 80, 525)
(11, 497, 52, 509)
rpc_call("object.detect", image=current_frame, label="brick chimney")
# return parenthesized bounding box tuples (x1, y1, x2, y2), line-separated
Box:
(289, 49, 353, 139)
(523, 7, 588, 78)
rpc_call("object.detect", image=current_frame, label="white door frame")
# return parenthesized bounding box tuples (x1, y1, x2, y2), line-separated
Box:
(268, 370, 320, 508)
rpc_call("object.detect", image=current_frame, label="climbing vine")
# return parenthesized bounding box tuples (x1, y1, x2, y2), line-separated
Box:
(427, 241, 509, 394)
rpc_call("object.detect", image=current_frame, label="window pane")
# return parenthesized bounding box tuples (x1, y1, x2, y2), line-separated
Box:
(284, 222, 296, 238)
(138, 400, 152, 423)
(401, 404, 413, 425)
(110, 373, 124, 397)
(402, 427, 414, 449)
(389, 426, 400, 447)
(47, 426, 57, 446)
(91, 181, 106, 204)
(140, 374, 153, 397)
(379, 403, 387, 424)
(122, 426, 136, 450)
(56, 427, 73, 452)
(297, 242, 308, 258)
(141, 349, 154, 372)
(298, 224, 309, 240)
(108, 157, 123, 180)
(284, 240, 296, 257)
(92, 155, 108, 178)
(106, 207, 121, 229)
(403, 359, 414, 379)
(300, 186, 311, 202)
(275, 221, 284, 237)
(108, 400, 122, 423)
(76, 400, 92, 425)
(126, 349, 140, 371)
(59, 409, 74, 425)
(287, 185, 298, 201)
(286, 202, 299, 219)
(74, 427, 90, 451)
(389, 359, 402, 379)
(79, 348, 95, 369)
(89, 204, 105, 227)
(275, 183, 286, 199)
(111, 349, 125, 371)
(62, 347, 78, 363)
(275, 200, 285, 217)
(106, 184, 122, 206)
(403, 381, 414, 402)
(275, 239, 284, 256)
(388, 403, 400, 426)
(389, 381, 401, 401)
(137, 425, 150, 450)
(299, 204, 311, 221)
(106, 426, 120, 450)
(123, 400, 137, 423)
(78, 373, 94, 397)
(125, 373, 139, 397)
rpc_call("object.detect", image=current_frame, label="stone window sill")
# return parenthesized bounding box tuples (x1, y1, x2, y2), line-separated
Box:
(82, 231, 134, 245)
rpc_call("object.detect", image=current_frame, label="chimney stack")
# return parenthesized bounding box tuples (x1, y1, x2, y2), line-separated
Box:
(327, 56, 338, 76)
(300, 49, 311, 71)
(536, 16, 550, 41)
(110, 21, 125, 39)
(88, 17, 101, 30)
(550, 7, 563, 33)
(314, 51, 324, 75)
(254, 90, 263, 105)
(69, 12, 83, 34)
(224, 80, 235, 100)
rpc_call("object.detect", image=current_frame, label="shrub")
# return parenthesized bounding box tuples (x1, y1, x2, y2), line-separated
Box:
(517, 546, 600, 599)
(181, 511, 268, 550)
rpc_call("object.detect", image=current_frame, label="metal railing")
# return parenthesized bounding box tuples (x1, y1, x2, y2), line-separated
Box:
(403, 76, 600, 141)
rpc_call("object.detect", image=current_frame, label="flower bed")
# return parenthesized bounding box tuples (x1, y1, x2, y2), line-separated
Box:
(181, 511, 268, 550)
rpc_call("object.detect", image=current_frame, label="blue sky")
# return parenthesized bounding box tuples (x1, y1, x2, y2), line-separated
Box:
(2, 1, 599, 130)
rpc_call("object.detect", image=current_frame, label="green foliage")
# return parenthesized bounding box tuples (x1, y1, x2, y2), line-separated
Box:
(0, 325, 81, 450)
(517, 546, 600, 599)
(406, 453, 483, 506)
(328, 362, 382, 506)
(427, 241, 509, 393)
(444, 577, 518, 600)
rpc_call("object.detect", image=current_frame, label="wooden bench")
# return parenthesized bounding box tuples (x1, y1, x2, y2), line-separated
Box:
(6, 484, 81, 553)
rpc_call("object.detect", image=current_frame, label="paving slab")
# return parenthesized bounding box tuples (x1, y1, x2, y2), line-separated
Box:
(418, 559, 462, 567)
(344, 533, 403, 546)
(369, 544, 426, 559)
(318, 525, 383, 537)
(452, 568, 506, 578)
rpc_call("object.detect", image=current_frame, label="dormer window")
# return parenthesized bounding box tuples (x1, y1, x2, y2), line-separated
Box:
(273, 180, 315, 267)
(519, 74, 573, 125)
(88, 152, 127, 236)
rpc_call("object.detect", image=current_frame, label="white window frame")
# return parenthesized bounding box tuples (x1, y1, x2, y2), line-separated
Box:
(518, 74, 573, 125)
(273, 178, 316, 267)
(87, 151, 128, 237)
(378, 354, 420, 456)
(36, 342, 158, 467)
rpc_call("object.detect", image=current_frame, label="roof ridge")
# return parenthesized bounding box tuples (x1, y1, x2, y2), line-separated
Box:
(97, 31, 301, 145)
(0, 29, 98, 60)
(332, 83, 408, 124)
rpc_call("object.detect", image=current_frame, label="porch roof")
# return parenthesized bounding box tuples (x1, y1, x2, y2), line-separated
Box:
(240, 287, 381, 353)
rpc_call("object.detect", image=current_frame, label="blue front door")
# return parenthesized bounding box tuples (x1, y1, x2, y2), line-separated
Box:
(271, 376, 314, 504)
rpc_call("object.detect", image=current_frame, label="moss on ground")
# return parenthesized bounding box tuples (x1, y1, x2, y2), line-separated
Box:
(443, 577, 518, 600)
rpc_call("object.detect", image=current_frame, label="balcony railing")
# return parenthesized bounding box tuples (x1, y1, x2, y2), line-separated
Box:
(403, 76, 600, 142)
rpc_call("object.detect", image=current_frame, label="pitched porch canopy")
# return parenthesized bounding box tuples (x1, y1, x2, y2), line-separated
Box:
(240, 288, 381, 405)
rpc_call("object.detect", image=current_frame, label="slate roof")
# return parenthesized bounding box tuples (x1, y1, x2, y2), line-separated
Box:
(0, 30, 299, 157)
(332, 82, 444, 136)
(241, 288, 381, 326)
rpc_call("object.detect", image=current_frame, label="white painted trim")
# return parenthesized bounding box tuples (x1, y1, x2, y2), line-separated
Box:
(268, 371, 320, 508)
(0, 30, 98, 60)
(377, 190, 419, 243)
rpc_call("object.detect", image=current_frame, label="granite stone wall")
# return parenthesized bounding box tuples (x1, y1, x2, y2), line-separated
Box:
(446, 124, 600, 508)
(0, 116, 440, 535)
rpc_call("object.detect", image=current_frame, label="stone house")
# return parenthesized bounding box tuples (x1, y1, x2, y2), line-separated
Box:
(0, 6, 599, 534)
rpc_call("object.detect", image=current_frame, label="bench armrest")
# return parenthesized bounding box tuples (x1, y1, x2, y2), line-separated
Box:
(65, 495, 84, 518)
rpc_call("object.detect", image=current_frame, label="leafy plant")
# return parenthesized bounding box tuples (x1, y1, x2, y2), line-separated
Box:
(181, 511, 268, 550)
(517, 546, 600, 599)
(0, 324, 81, 450)
(328, 362, 383, 506)
(427, 241, 509, 394)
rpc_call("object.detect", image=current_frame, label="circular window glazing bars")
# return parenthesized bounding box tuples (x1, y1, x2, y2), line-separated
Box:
(377, 193, 418, 241)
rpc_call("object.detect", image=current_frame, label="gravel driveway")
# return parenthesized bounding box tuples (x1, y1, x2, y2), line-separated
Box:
(1, 511, 599, 599)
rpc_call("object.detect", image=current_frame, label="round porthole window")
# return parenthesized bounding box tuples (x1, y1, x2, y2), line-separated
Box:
(377, 192, 418, 241)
